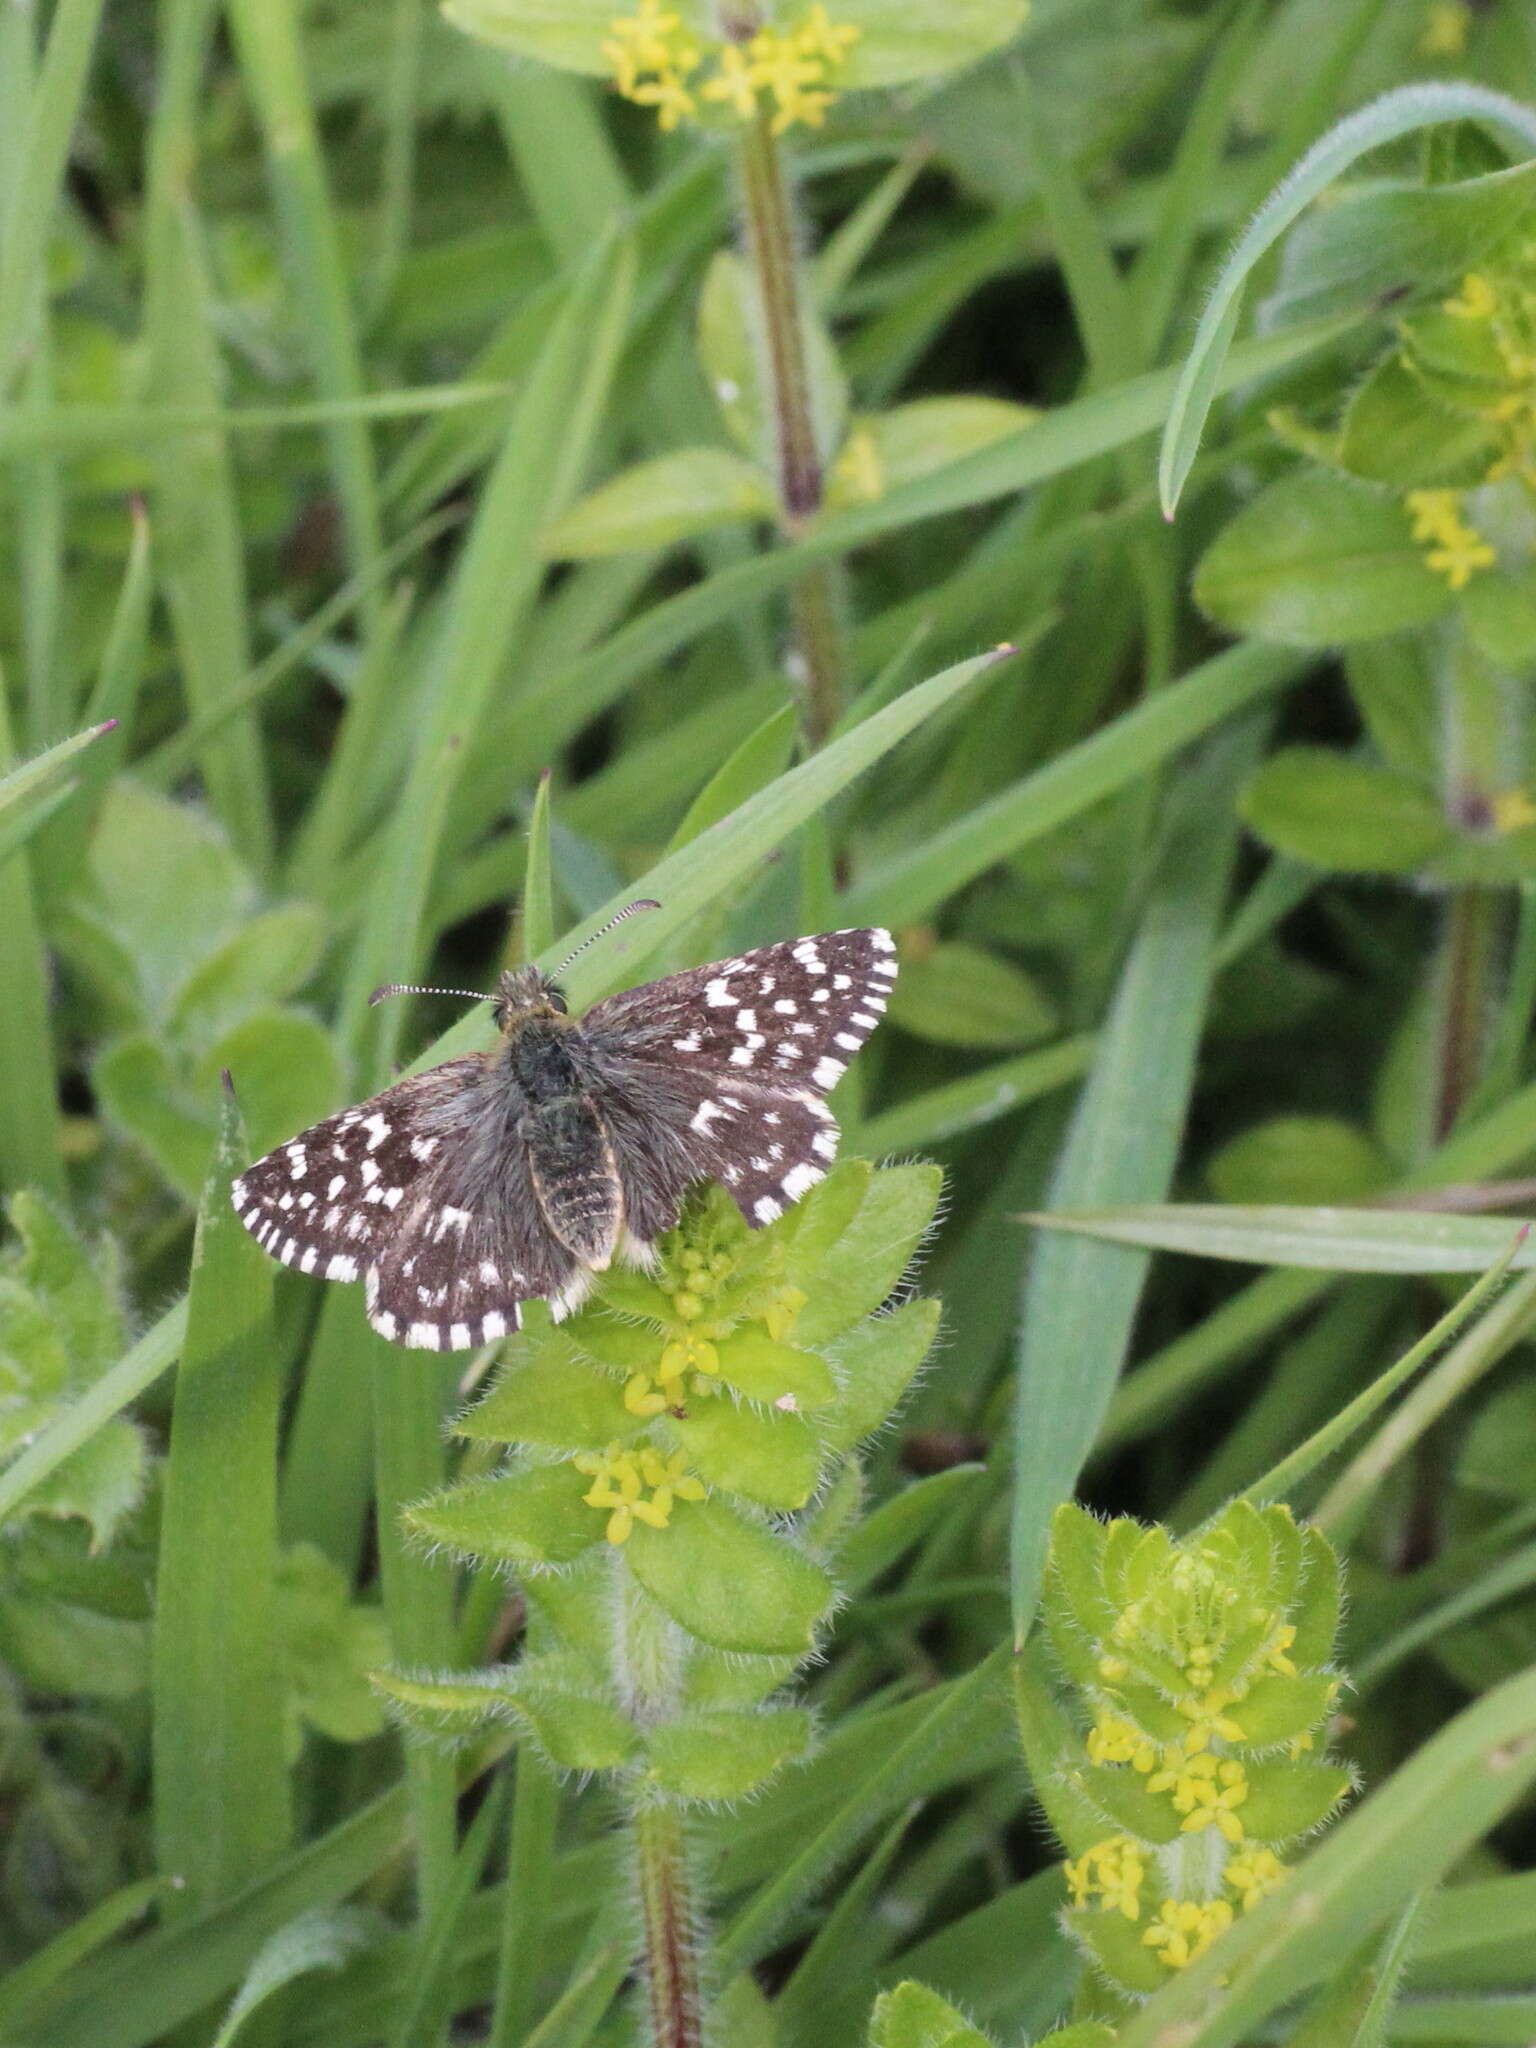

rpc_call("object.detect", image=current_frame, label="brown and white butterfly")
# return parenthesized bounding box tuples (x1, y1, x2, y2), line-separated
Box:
(232, 925, 897, 1350)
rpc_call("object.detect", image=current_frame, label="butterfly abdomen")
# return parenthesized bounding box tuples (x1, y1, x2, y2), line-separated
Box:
(522, 1092, 623, 1269)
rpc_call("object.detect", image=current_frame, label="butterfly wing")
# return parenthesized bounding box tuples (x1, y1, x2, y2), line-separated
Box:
(365, 1130, 584, 1351)
(231, 1058, 488, 1283)
(579, 927, 897, 1236)
(233, 1055, 583, 1351)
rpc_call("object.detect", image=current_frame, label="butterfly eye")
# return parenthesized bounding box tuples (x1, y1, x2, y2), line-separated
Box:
(548, 989, 569, 1015)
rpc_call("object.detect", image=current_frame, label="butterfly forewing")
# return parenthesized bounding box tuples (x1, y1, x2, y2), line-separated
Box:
(231, 1059, 485, 1282)
(581, 927, 897, 1227)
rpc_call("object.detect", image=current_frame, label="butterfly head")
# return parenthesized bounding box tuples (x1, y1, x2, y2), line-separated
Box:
(491, 965, 569, 1035)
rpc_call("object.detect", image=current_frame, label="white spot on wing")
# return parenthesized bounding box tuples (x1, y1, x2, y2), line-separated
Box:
(705, 978, 732, 1007)
(782, 1162, 820, 1202)
(327, 1253, 359, 1281)
(362, 1114, 390, 1151)
(691, 1100, 724, 1134)
(406, 1321, 443, 1351)
(813, 1056, 844, 1089)
(753, 1195, 784, 1223)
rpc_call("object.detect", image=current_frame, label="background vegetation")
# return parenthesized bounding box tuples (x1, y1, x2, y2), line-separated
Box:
(5, 0, 1536, 2042)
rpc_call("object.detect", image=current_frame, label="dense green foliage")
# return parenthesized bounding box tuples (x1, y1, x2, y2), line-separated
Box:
(6, 0, 1536, 2043)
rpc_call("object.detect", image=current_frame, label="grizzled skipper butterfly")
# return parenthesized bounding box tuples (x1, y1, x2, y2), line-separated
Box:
(232, 914, 896, 1351)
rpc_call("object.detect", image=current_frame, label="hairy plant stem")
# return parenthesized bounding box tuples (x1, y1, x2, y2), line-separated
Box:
(736, 109, 844, 746)
(635, 1798, 705, 2048)
(615, 1567, 706, 2047)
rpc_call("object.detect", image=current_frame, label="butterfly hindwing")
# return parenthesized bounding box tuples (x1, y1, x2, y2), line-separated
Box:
(365, 1133, 583, 1351)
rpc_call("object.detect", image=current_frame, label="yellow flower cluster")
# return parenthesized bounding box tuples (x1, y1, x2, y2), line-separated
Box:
(574, 1441, 705, 1543)
(1064, 1835, 1145, 1921)
(1141, 1896, 1235, 1971)
(1405, 488, 1497, 590)
(603, 4, 861, 134)
(1064, 1827, 1287, 1968)
(1224, 1844, 1287, 1911)
(1148, 1750, 1250, 1844)
(1434, 266, 1536, 488)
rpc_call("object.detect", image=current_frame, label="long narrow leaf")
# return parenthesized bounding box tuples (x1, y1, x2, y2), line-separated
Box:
(1028, 1203, 1536, 1272)
(152, 1086, 289, 1913)
(1010, 721, 1260, 1645)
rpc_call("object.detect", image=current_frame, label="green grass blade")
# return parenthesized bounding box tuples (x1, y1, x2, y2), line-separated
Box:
(666, 702, 797, 854)
(420, 646, 1007, 1073)
(0, 716, 117, 834)
(152, 1085, 290, 1913)
(30, 1789, 407, 2048)
(1357, 1533, 1536, 1696)
(1027, 1204, 1536, 1271)
(1158, 82, 1536, 513)
(390, 1777, 508, 2048)
(535, 319, 1352, 739)
(212, 1908, 383, 2048)
(0, 0, 106, 396)
(0, 667, 65, 1195)
(0, 385, 514, 454)
(520, 771, 557, 963)
(490, 1755, 561, 2048)
(1010, 720, 1260, 1646)
(341, 231, 637, 1070)
(857, 1037, 1095, 1158)
(517, 1942, 631, 2048)
(225, 0, 383, 619)
(847, 643, 1303, 928)
(1315, 1266, 1536, 1540)
(1287, 1894, 1429, 2048)
(141, 0, 272, 871)
(0, 1876, 169, 2037)
(1100, 1075, 1536, 1453)
(714, 1648, 1008, 1979)
(1247, 1244, 1523, 1509)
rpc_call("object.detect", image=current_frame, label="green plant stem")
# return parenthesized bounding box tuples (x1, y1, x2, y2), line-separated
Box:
(736, 110, 844, 744)
(634, 1800, 703, 2048)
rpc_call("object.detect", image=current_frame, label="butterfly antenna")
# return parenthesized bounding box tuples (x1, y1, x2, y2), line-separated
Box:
(368, 981, 491, 1008)
(556, 899, 661, 976)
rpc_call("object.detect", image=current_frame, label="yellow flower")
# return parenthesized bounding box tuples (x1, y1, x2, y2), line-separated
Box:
(607, 5, 860, 135)
(1444, 271, 1498, 320)
(1405, 488, 1497, 590)
(1086, 1710, 1158, 1773)
(1493, 789, 1536, 834)
(798, 6, 861, 64)
(831, 427, 885, 504)
(603, 3, 700, 128)
(1141, 1896, 1234, 1971)
(1418, 0, 1471, 57)
(1224, 1845, 1288, 1912)
(574, 1441, 705, 1543)
(1063, 1835, 1145, 1921)
(1148, 1751, 1249, 1843)
(702, 43, 760, 118)
(1177, 1684, 1247, 1754)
